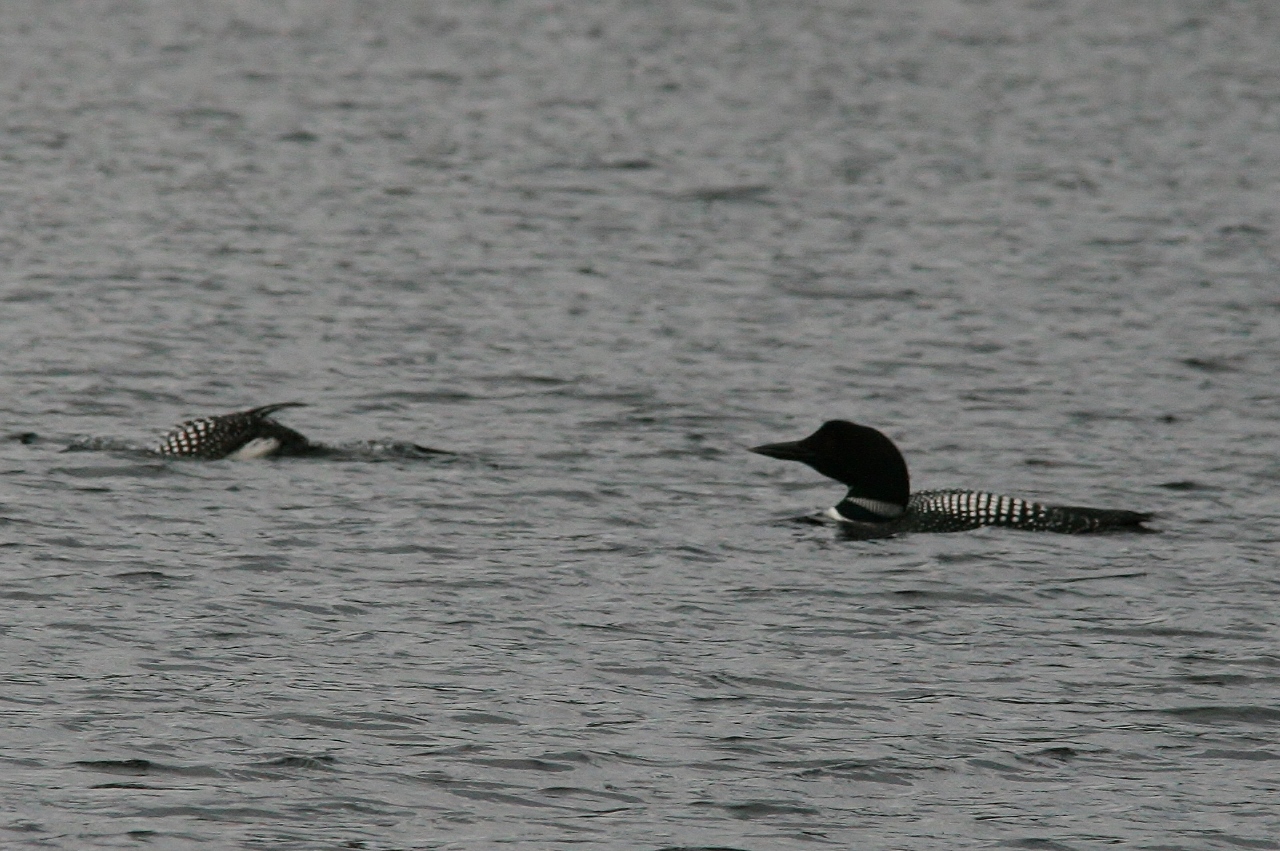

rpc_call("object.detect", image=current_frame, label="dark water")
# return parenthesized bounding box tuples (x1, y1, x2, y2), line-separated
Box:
(3, 2, 1279, 848)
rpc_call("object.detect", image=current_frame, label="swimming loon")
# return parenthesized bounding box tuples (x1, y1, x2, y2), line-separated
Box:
(751, 420, 1152, 537)
(156, 403, 316, 460)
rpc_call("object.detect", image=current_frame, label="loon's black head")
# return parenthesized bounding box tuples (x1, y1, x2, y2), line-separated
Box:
(751, 420, 911, 511)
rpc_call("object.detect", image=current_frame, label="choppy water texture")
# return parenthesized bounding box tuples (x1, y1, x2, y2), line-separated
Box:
(3, 2, 1279, 849)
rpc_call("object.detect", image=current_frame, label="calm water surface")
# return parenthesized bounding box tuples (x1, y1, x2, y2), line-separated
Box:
(2, 2, 1279, 849)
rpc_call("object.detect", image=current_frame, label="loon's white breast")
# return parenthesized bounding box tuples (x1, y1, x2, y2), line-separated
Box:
(227, 436, 284, 460)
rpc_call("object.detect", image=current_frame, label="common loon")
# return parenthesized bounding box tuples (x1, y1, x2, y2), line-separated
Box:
(156, 403, 316, 460)
(751, 420, 1153, 537)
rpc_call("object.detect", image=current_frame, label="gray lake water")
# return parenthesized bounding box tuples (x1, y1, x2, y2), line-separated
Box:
(2, 2, 1279, 849)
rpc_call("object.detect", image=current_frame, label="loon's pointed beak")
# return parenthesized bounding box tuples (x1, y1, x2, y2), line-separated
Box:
(750, 438, 812, 463)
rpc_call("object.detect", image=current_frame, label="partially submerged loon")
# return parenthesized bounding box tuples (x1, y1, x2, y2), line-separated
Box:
(157, 403, 317, 460)
(751, 420, 1152, 537)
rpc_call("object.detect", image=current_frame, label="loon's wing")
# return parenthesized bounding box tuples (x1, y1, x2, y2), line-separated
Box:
(157, 403, 310, 459)
(907, 489, 1153, 534)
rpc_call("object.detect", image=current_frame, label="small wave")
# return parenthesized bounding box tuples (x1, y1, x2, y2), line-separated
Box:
(62, 436, 146, 453)
(312, 440, 454, 461)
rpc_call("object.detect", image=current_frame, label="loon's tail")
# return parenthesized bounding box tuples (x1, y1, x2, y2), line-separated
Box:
(243, 402, 308, 418)
(1035, 504, 1155, 533)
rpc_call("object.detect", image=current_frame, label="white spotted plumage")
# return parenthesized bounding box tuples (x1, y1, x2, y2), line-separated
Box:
(156, 403, 310, 460)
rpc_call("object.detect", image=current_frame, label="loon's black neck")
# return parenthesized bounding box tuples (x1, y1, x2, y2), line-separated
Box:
(750, 420, 910, 515)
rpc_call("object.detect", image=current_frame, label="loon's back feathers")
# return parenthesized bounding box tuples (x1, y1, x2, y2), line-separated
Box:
(753, 420, 1152, 536)
(157, 403, 314, 460)
(897, 489, 1152, 534)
